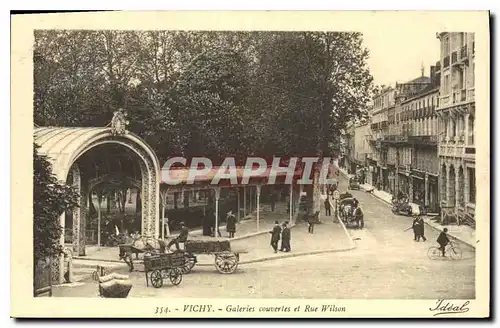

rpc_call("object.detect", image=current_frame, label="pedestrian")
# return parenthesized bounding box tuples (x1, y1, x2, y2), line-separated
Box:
(226, 210, 237, 238)
(269, 220, 281, 253)
(416, 216, 427, 241)
(270, 191, 276, 212)
(324, 196, 331, 216)
(412, 216, 419, 241)
(280, 222, 291, 252)
(167, 222, 189, 251)
(308, 211, 318, 234)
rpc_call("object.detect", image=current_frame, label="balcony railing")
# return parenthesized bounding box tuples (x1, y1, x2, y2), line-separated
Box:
(407, 135, 438, 146)
(451, 51, 458, 64)
(443, 55, 450, 68)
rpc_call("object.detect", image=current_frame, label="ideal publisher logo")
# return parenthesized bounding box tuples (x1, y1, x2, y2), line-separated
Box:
(161, 156, 340, 186)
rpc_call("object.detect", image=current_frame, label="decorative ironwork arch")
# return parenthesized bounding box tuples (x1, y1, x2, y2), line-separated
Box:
(34, 112, 160, 285)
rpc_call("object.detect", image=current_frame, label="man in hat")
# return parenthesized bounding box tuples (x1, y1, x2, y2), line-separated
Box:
(167, 222, 189, 251)
(226, 210, 237, 238)
(280, 221, 291, 252)
(269, 220, 282, 253)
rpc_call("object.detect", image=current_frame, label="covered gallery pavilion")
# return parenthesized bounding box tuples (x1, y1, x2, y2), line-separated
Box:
(34, 112, 307, 285)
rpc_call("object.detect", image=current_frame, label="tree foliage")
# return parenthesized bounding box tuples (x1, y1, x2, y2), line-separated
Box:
(33, 143, 79, 261)
(34, 30, 374, 162)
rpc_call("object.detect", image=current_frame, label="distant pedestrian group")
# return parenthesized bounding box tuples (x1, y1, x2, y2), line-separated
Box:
(269, 220, 291, 253)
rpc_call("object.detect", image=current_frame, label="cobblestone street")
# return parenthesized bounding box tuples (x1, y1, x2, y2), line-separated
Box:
(53, 176, 475, 299)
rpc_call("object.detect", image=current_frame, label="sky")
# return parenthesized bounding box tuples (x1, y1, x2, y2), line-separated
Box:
(361, 28, 441, 87)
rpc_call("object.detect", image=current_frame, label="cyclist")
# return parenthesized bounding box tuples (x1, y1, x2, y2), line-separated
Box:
(436, 228, 450, 257)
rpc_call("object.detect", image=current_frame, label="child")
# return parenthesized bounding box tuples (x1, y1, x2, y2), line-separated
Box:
(436, 228, 450, 257)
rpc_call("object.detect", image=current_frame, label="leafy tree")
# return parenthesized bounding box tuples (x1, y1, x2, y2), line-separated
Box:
(33, 143, 78, 261)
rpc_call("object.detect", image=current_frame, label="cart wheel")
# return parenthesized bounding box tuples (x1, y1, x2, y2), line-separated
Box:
(150, 270, 163, 288)
(215, 252, 239, 274)
(180, 253, 196, 274)
(169, 268, 183, 285)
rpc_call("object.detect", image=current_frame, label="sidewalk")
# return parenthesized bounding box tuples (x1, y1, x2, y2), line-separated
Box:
(75, 202, 291, 263)
(62, 199, 355, 288)
(424, 217, 476, 249)
(339, 165, 475, 248)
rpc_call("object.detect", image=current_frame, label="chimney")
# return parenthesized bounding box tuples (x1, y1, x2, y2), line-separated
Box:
(430, 65, 436, 85)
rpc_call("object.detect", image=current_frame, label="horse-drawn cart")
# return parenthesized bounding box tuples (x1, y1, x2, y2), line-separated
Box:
(338, 197, 364, 229)
(144, 252, 185, 288)
(180, 239, 241, 274)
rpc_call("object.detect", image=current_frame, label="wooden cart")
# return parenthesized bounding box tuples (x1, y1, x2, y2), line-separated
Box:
(180, 239, 241, 274)
(144, 252, 185, 288)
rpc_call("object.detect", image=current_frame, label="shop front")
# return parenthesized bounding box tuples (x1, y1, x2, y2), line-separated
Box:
(427, 174, 439, 213)
(382, 168, 390, 193)
(411, 170, 426, 205)
(398, 172, 410, 196)
(387, 165, 397, 194)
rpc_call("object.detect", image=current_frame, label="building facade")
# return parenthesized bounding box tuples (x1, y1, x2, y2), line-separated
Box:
(367, 67, 442, 213)
(393, 69, 440, 212)
(367, 87, 394, 190)
(343, 121, 372, 182)
(435, 32, 476, 226)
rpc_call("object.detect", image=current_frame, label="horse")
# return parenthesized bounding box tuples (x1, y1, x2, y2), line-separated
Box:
(119, 235, 168, 272)
(352, 206, 364, 229)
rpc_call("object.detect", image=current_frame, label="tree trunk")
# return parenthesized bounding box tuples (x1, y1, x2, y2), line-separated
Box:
(106, 194, 111, 214)
(88, 192, 97, 218)
(120, 188, 127, 213)
(312, 164, 322, 216)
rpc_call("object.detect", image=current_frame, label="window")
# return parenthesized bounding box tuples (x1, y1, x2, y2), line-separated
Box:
(444, 74, 450, 94)
(468, 167, 476, 204)
(443, 36, 450, 55)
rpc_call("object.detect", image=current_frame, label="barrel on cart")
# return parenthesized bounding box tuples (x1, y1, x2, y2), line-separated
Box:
(180, 239, 241, 275)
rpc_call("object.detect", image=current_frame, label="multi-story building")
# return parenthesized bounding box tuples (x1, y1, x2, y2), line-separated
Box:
(372, 66, 441, 212)
(435, 32, 476, 226)
(367, 87, 395, 190)
(343, 122, 356, 173)
(343, 121, 373, 181)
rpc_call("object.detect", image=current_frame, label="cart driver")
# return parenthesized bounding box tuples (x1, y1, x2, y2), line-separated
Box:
(167, 222, 189, 251)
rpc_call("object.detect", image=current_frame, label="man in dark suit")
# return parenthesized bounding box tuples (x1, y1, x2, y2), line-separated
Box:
(269, 221, 281, 253)
(167, 222, 189, 251)
(280, 222, 291, 252)
(324, 197, 332, 216)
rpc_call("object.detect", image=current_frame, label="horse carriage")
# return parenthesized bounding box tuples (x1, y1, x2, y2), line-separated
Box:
(118, 236, 242, 275)
(338, 196, 364, 229)
(144, 251, 185, 288)
(348, 177, 360, 190)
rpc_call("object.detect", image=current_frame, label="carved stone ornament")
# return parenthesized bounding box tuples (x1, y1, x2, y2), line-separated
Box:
(111, 108, 130, 136)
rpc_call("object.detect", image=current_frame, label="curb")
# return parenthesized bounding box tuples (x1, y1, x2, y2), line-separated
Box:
(424, 222, 476, 249)
(195, 244, 357, 266)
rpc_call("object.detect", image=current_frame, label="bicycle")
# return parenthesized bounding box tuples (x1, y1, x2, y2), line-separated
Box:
(427, 241, 463, 260)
